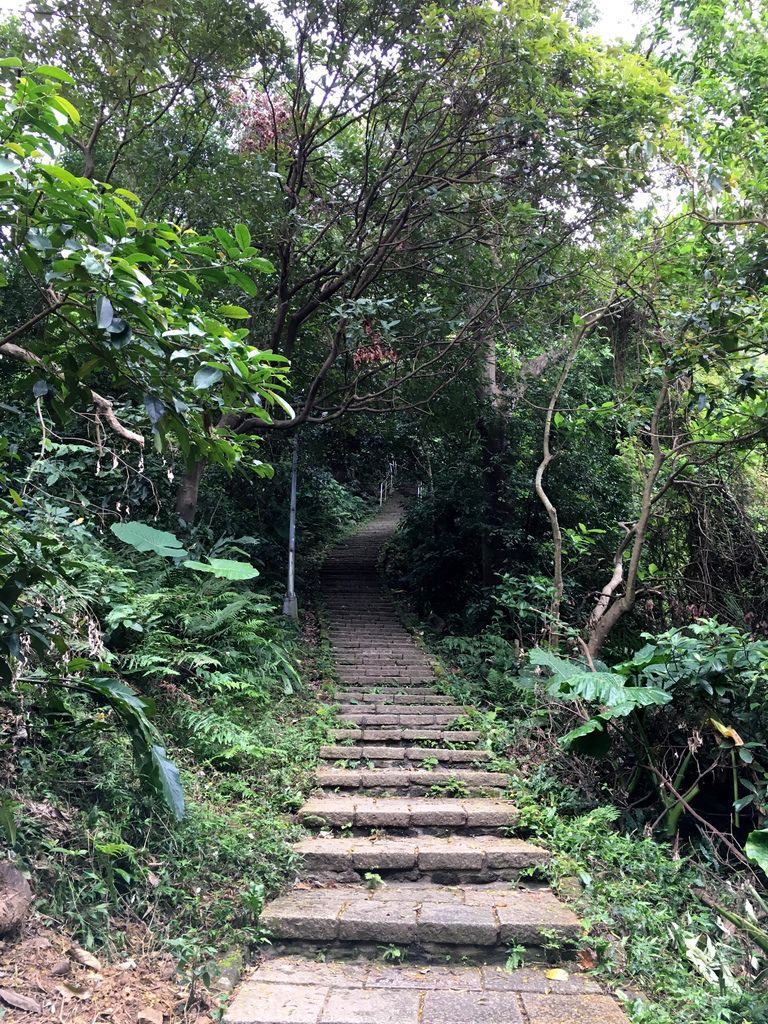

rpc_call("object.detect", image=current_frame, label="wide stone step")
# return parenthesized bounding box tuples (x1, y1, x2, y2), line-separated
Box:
(294, 835, 549, 882)
(225, 956, 626, 1024)
(298, 796, 518, 833)
(335, 687, 441, 698)
(331, 728, 482, 745)
(259, 882, 580, 955)
(336, 694, 453, 706)
(320, 745, 491, 767)
(338, 703, 464, 716)
(337, 674, 434, 684)
(315, 767, 508, 795)
(339, 712, 464, 727)
(330, 643, 421, 651)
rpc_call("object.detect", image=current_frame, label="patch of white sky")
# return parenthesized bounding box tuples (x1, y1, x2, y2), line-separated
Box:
(0, 0, 645, 40)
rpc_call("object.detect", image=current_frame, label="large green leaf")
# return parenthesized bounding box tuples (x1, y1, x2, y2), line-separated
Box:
(80, 678, 185, 819)
(745, 829, 768, 873)
(183, 557, 260, 580)
(560, 718, 612, 756)
(111, 521, 187, 559)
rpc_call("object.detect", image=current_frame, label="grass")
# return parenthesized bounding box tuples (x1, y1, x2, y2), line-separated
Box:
(11, 684, 331, 967)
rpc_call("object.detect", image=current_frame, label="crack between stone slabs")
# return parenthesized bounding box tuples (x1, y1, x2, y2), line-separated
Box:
(516, 990, 533, 1024)
(416, 989, 426, 1024)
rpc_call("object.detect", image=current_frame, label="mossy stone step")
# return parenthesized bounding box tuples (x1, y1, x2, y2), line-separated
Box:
(314, 766, 509, 795)
(259, 882, 581, 952)
(331, 728, 481, 745)
(293, 834, 549, 881)
(298, 795, 518, 831)
(320, 745, 491, 766)
(336, 694, 454, 706)
(339, 712, 465, 727)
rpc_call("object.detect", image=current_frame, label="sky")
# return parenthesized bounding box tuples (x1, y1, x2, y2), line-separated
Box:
(592, 0, 645, 41)
(0, 0, 645, 40)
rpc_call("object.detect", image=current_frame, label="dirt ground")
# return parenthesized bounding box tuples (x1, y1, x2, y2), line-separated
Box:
(0, 917, 219, 1024)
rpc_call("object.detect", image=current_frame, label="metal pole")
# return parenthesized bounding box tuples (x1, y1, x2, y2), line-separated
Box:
(283, 435, 299, 622)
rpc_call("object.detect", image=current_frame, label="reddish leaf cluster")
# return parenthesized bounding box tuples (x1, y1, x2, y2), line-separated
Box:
(353, 318, 397, 369)
(228, 87, 291, 152)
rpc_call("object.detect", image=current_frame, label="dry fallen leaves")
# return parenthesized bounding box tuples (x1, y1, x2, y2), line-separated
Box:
(69, 946, 103, 971)
(0, 986, 42, 1013)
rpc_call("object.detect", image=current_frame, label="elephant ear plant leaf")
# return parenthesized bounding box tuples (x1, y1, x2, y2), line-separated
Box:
(110, 522, 188, 560)
(79, 677, 185, 820)
(523, 647, 673, 755)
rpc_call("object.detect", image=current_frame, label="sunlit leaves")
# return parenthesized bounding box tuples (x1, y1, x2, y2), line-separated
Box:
(0, 63, 292, 470)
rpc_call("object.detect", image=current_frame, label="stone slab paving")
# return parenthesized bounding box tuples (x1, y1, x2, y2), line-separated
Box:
(226, 959, 625, 1024)
(293, 835, 550, 876)
(298, 796, 520, 830)
(225, 500, 629, 1024)
(314, 767, 509, 792)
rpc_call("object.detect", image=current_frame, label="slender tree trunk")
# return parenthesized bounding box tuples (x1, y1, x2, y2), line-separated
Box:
(586, 379, 670, 655)
(175, 459, 206, 524)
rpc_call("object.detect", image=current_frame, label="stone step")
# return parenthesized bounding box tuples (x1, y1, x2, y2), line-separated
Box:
(225, 956, 625, 1024)
(335, 687, 441, 698)
(336, 694, 453, 706)
(330, 643, 421, 651)
(320, 745, 491, 766)
(259, 882, 581, 955)
(294, 835, 549, 882)
(315, 767, 508, 795)
(338, 703, 463, 716)
(332, 728, 482, 745)
(337, 673, 434, 683)
(298, 796, 518, 833)
(339, 713, 464, 727)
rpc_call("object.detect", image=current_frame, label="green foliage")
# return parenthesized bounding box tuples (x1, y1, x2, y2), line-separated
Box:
(522, 648, 672, 755)
(110, 522, 188, 559)
(0, 62, 290, 469)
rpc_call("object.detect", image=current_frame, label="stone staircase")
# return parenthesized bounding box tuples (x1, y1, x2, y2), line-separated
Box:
(225, 500, 629, 1023)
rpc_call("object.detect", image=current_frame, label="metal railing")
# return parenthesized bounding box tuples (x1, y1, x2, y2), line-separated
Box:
(378, 459, 397, 505)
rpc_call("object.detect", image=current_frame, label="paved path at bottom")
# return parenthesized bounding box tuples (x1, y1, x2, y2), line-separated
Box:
(226, 500, 629, 1023)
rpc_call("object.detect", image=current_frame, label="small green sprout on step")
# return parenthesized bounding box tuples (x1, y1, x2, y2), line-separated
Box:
(380, 944, 406, 963)
(364, 871, 385, 891)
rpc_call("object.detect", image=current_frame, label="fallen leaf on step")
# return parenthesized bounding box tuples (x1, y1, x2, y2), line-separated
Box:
(0, 987, 42, 1013)
(69, 947, 102, 970)
(545, 968, 570, 982)
(577, 947, 598, 970)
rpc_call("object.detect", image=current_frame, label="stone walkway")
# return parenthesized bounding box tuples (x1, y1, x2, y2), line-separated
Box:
(225, 501, 629, 1024)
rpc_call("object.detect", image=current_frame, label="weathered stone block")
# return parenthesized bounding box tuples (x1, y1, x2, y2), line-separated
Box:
(338, 899, 418, 942)
(320, 988, 420, 1023)
(350, 841, 417, 871)
(417, 902, 498, 945)
(421, 990, 524, 1024)
(224, 981, 328, 1023)
(521, 994, 629, 1023)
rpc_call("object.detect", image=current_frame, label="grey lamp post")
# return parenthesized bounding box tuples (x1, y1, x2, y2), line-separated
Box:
(282, 434, 299, 621)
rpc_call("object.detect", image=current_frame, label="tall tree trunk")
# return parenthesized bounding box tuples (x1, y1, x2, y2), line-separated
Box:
(175, 459, 206, 525)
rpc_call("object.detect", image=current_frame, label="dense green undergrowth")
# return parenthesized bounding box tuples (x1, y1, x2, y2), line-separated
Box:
(429, 631, 768, 1023)
(1, 463, 371, 973)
